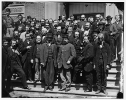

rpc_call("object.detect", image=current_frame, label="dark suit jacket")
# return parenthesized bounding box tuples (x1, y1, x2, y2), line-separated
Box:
(2, 47, 10, 73)
(57, 43, 76, 69)
(94, 42, 111, 71)
(8, 47, 22, 68)
(20, 40, 34, 63)
(81, 42, 94, 72)
(40, 43, 57, 68)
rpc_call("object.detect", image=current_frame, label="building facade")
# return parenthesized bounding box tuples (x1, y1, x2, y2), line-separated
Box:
(2, 2, 120, 23)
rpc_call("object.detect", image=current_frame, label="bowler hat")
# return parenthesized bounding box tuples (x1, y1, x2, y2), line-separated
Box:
(106, 15, 113, 20)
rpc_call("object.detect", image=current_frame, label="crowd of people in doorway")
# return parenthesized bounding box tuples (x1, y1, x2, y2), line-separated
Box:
(2, 8, 123, 95)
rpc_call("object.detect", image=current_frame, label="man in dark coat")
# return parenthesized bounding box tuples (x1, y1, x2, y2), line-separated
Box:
(57, 34, 76, 92)
(7, 39, 30, 89)
(94, 33, 111, 94)
(73, 36, 94, 92)
(21, 33, 34, 81)
(40, 33, 57, 92)
(14, 14, 25, 31)
(30, 35, 43, 82)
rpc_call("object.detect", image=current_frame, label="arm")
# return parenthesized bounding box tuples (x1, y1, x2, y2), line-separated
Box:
(68, 44, 76, 63)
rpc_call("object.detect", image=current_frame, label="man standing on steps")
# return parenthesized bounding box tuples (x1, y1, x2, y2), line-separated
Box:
(93, 33, 111, 94)
(40, 32, 57, 92)
(57, 34, 76, 92)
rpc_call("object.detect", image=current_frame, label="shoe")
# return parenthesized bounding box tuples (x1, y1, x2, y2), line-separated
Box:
(95, 90, 101, 94)
(65, 88, 71, 92)
(84, 89, 92, 92)
(23, 87, 31, 90)
(59, 87, 66, 91)
(102, 90, 107, 95)
(43, 86, 48, 92)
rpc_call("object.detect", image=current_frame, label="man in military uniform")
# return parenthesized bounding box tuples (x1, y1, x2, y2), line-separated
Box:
(3, 8, 14, 37)
(57, 34, 76, 92)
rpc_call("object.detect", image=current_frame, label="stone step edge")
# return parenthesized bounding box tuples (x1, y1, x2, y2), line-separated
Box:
(13, 88, 117, 97)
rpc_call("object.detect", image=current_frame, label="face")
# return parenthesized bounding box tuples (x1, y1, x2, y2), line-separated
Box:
(62, 16, 65, 21)
(68, 27, 73, 33)
(96, 15, 100, 21)
(18, 26, 22, 32)
(31, 22, 35, 26)
(49, 19, 53, 23)
(11, 40, 16, 47)
(63, 38, 68, 42)
(36, 36, 41, 43)
(93, 33, 98, 40)
(85, 23, 90, 30)
(75, 32, 79, 38)
(26, 26, 30, 31)
(18, 15, 22, 20)
(90, 18, 94, 22)
(3, 41, 8, 46)
(57, 27, 61, 32)
(14, 31, 19, 37)
(107, 19, 112, 24)
(98, 34, 104, 43)
(70, 16, 74, 21)
(115, 15, 120, 22)
(83, 36, 89, 43)
(36, 24, 40, 29)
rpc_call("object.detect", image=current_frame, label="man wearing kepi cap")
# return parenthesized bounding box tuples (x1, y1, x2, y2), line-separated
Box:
(57, 34, 76, 92)
(40, 32, 57, 92)
(104, 15, 118, 62)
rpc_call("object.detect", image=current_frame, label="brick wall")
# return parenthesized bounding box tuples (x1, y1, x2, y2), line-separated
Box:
(25, 2, 45, 20)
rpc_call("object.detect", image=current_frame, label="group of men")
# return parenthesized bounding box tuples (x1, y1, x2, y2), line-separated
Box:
(2, 8, 123, 95)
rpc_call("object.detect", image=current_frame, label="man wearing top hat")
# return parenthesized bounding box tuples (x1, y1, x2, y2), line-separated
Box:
(40, 32, 57, 92)
(57, 34, 76, 92)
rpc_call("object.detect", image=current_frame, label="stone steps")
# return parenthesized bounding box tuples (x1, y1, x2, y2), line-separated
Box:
(13, 86, 119, 97)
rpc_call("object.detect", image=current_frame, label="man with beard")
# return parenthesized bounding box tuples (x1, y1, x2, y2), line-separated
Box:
(7, 39, 30, 89)
(20, 25, 30, 42)
(21, 33, 34, 81)
(72, 31, 83, 83)
(73, 36, 94, 92)
(41, 19, 45, 28)
(40, 33, 57, 92)
(94, 33, 111, 94)
(82, 22, 92, 41)
(30, 35, 43, 82)
(34, 22, 42, 37)
(13, 30, 23, 52)
(78, 15, 87, 32)
(67, 26, 74, 44)
(57, 34, 76, 92)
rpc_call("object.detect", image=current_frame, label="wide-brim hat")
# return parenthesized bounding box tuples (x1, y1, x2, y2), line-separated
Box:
(46, 32, 53, 38)
(62, 34, 68, 39)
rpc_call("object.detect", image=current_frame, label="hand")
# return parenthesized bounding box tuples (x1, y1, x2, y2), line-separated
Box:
(106, 65, 110, 69)
(31, 59, 33, 63)
(26, 46, 32, 49)
(15, 50, 20, 55)
(67, 60, 70, 64)
(94, 65, 96, 69)
(110, 32, 113, 35)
